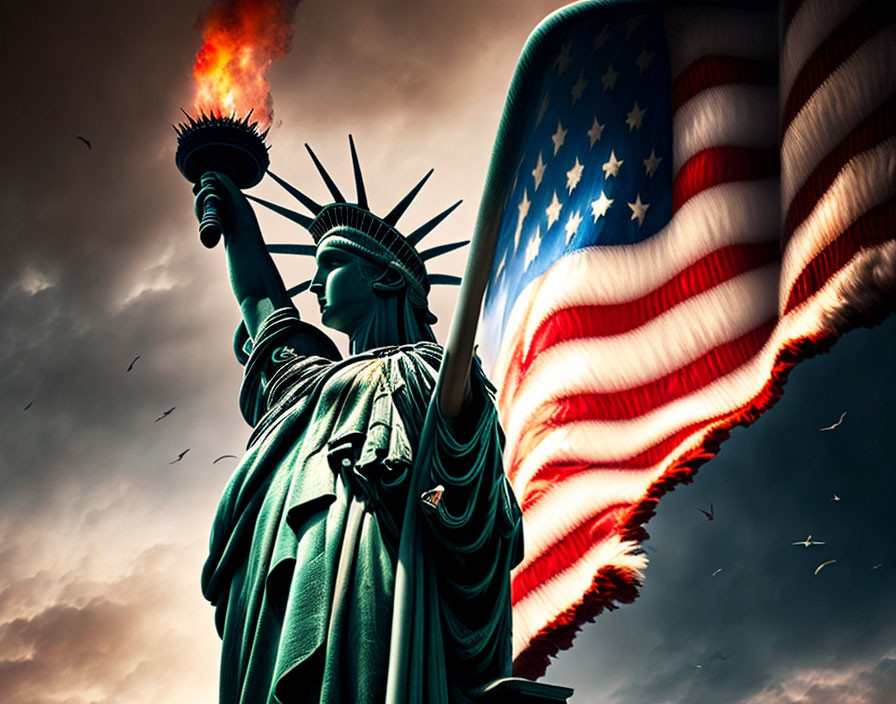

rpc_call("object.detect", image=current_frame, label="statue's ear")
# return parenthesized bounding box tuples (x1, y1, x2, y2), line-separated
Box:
(371, 265, 406, 294)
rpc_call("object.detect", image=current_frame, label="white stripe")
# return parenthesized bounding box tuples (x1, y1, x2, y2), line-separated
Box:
(511, 536, 647, 658)
(514, 468, 666, 572)
(781, 0, 864, 100)
(664, 7, 776, 78)
(516, 181, 778, 361)
(781, 26, 896, 209)
(672, 85, 777, 173)
(780, 138, 896, 313)
(501, 263, 778, 440)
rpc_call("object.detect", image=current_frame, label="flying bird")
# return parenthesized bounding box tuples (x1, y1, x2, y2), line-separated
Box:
(22, 401, 32, 411)
(872, 564, 883, 570)
(820, 411, 847, 431)
(169, 449, 190, 464)
(154, 407, 176, 422)
(76, 136, 92, 149)
(213, 454, 239, 464)
(792, 535, 826, 547)
(712, 568, 723, 577)
(126, 355, 140, 372)
(831, 493, 840, 502)
(814, 559, 837, 575)
(699, 503, 714, 521)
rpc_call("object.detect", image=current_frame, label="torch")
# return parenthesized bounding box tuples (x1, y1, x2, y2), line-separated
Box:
(174, 110, 270, 248)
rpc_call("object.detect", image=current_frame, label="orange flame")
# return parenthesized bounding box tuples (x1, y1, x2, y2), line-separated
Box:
(192, 0, 300, 129)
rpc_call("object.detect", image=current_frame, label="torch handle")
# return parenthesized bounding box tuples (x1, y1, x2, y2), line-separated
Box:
(199, 192, 223, 248)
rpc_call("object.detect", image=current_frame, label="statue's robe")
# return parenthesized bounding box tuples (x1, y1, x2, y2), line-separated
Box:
(201, 308, 523, 704)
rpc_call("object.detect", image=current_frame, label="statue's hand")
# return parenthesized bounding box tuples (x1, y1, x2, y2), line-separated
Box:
(193, 171, 258, 247)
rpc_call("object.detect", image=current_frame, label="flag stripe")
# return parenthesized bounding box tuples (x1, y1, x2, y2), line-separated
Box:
(673, 85, 778, 174)
(781, 25, 896, 209)
(783, 96, 896, 247)
(672, 147, 779, 212)
(782, 2, 892, 131)
(785, 197, 896, 314)
(665, 7, 777, 77)
(521, 243, 779, 365)
(672, 56, 777, 112)
(781, 138, 896, 306)
(780, 0, 864, 99)
(546, 322, 777, 425)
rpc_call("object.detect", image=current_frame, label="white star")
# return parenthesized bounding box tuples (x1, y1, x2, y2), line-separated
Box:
(531, 152, 546, 191)
(564, 210, 583, 244)
(591, 190, 613, 222)
(554, 42, 573, 76)
(535, 93, 550, 127)
(602, 150, 623, 178)
(571, 72, 588, 105)
(545, 191, 563, 229)
(515, 189, 530, 250)
(551, 121, 568, 156)
(601, 64, 620, 92)
(628, 193, 649, 226)
(566, 157, 584, 194)
(495, 251, 507, 279)
(593, 25, 610, 50)
(636, 48, 655, 74)
(626, 101, 647, 131)
(587, 117, 605, 148)
(524, 225, 542, 271)
(643, 149, 662, 177)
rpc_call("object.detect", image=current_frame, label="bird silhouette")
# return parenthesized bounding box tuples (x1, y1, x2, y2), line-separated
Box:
(76, 136, 92, 149)
(699, 503, 714, 521)
(213, 454, 239, 464)
(792, 534, 826, 547)
(832, 493, 841, 502)
(814, 559, 837, 575)
(22, 401, 32, 411)
(712, 568, 723, 576)
(126, 355, 140, 372)
(169, 449, 190, 464)
(820, 411, 846, 431)
(154, 407, 175, 422)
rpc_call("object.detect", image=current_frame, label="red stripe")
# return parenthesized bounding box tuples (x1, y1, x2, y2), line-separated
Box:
(550, 321, 776, 424)
(520, 243, 778, 370)
(782, 95, 896, 248)
(510, 415, 726, 500)
(511, 504, 630, 604)
(784, 198, 896, 314)
(672, 147, 778, 213)
(782, 3, 893, 133)
(672, 56, 776, 112)
(505, 322, 775, 488)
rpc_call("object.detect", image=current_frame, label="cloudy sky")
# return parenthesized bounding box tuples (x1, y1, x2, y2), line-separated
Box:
(1, 1, 894, 702)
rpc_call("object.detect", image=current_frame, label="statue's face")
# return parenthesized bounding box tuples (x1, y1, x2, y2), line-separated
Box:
(309, 241, 378, 335)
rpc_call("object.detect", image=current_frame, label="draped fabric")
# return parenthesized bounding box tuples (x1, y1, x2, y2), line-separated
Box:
(201, 308, 522, 703)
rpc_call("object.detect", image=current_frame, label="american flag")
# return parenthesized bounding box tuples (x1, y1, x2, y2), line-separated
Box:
(473, 0, 896, 678)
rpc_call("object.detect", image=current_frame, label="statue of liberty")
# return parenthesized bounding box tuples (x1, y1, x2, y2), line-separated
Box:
(192, 138, 569, 704)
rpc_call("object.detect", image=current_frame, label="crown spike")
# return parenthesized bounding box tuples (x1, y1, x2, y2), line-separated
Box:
(246, 194, 315, 229)
(266, 244, 317, 256)
(419, 240, 470, 261)
(305, 143, 346, 203)
(348, 135, 368, 210)
(266, 170, 323, 215)
(428, 274, 462, 286)
(384, 169, 434, 226)
(406, 199, 462, 245)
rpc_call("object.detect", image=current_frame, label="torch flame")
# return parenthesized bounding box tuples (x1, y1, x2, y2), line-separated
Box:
(192, 0, 300, 129)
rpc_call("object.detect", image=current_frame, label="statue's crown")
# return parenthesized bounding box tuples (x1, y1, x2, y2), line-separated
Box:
(248, 136, 466, 297)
